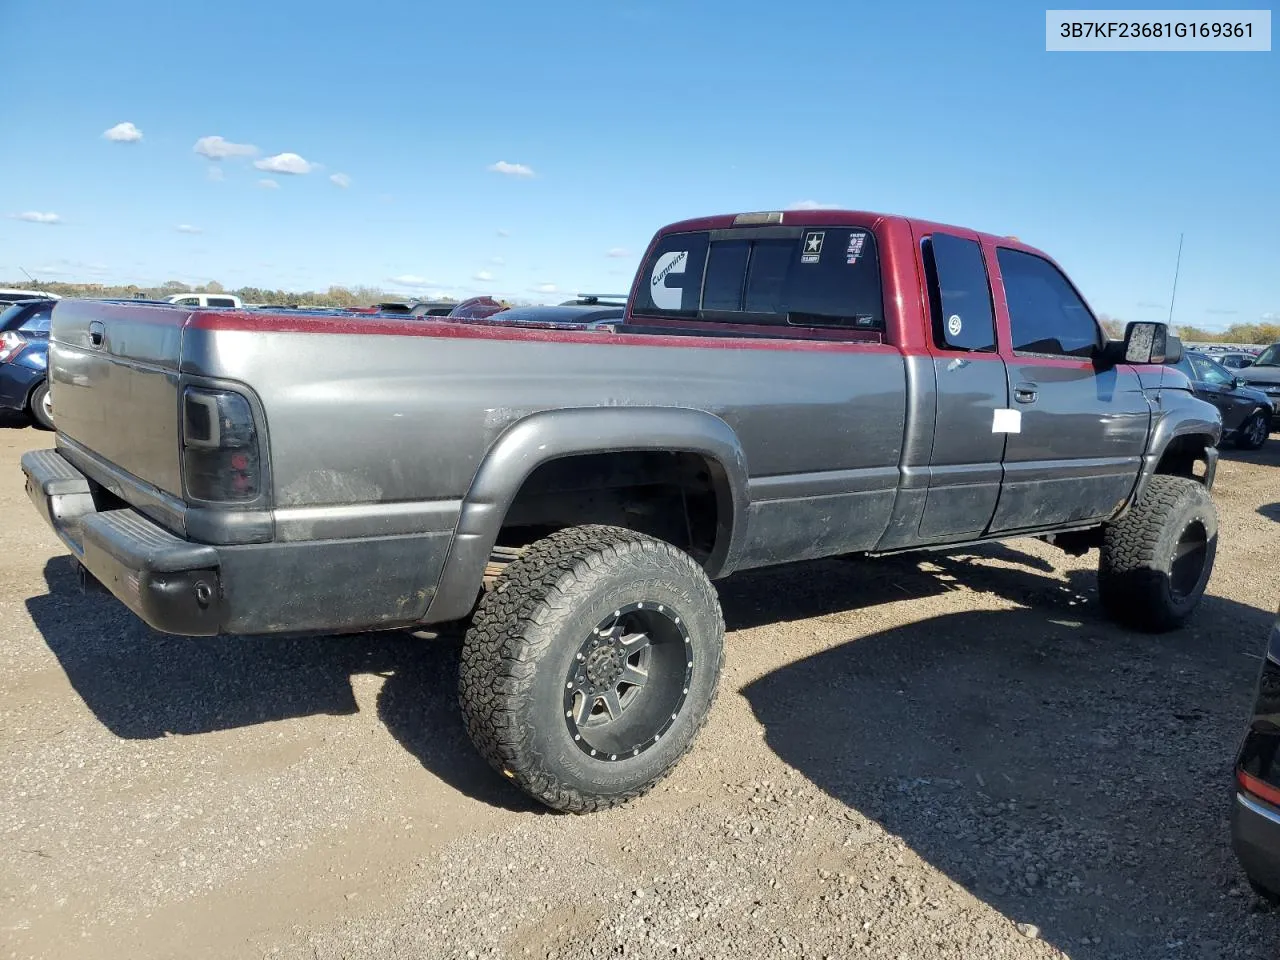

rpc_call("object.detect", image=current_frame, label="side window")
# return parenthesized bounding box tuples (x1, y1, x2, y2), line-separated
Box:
(921, 234, 995, 352)
(174, 297, 199, 306)
(634, 232, 711, 316)
(207, 297, 236, 308)
(1174, 356, 1197, 380)
(1191, 355, 1233, 386)
(997, 248, 1101, 358)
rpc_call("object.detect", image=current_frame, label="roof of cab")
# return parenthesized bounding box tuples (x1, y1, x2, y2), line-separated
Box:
(655, 210, 1050, 259)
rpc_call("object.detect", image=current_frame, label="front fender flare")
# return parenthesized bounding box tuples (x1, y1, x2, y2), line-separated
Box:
(425, 407, 750, 623)
(1131, 391, 1222, 504)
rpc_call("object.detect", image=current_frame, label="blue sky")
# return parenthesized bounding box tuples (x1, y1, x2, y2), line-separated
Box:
(0, 0, 1275, 323)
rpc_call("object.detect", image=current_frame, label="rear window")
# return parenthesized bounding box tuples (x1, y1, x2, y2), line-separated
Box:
(19, 306, 53, 332)
(206, 297, 237, 308)
(634, 227, 883, 330)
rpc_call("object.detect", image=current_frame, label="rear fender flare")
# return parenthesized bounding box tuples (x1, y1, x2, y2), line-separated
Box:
(425, 407, 750, 622)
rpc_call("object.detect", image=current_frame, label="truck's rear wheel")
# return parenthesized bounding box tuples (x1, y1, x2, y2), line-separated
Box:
(459, 525, 724, 812)
(1098, 475, 1217, 632)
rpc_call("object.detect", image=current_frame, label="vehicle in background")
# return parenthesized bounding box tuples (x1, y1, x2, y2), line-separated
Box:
(484, 304, 625, 328)
(0, 299, 56, 429)
(1238, 343, 1280, 422)
(1171, 351, 1272, 449)
(1217, 352, 1258, 370)
(1232, 606, 1280, 905)
(447, 296, 507, 320)
(0, 288, 59, 307)
(165, 293, 244, 309)
(375, 299, 458, 317)
(559, 293, 629, 308)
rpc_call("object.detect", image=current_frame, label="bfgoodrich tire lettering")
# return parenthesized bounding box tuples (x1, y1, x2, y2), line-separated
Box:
(1098, 474, 1217, 632)
(458, 525, 725, 812)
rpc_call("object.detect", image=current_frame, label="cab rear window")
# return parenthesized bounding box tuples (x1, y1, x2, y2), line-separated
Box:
(634, 227, 883, 330)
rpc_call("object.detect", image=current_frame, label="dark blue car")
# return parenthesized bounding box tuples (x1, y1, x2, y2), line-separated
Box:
(0, 298, 55, 429)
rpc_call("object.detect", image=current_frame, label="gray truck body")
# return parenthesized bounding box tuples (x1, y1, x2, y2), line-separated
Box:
(23, 210, 1222, 637)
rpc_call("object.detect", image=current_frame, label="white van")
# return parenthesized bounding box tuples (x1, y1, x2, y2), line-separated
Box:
(164, 293, 243, 309)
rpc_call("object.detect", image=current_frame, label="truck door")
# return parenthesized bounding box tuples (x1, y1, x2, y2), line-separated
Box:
(987, 246, 1149, 534)
(917, 231, 1009, 540)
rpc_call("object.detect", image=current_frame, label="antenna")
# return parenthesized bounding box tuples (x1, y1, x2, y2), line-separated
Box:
(1167, 233, 1184, 326)
(18, 266, 37, 285)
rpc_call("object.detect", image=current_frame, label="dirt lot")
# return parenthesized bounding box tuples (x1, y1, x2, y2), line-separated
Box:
(2, 418, 1279, 960)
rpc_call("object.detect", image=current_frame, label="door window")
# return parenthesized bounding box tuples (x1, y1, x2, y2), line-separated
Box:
(998, 248, 1101, 358)
(1190, 354, 1234, 386)
(922, 234, 995, 352)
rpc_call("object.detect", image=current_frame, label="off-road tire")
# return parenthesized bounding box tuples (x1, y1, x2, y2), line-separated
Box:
(1098, 475, 1217, 632)
(459, 525, 725, 813)
(1237, 410, 1270, 451)
(28, 381, 53, 430)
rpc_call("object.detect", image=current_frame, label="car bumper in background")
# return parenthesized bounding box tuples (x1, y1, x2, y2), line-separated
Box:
(22, 448, 453, 637)
(1233, 790, 1280, 896)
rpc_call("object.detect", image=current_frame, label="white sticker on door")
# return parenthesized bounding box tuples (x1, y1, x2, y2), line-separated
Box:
(992, 408, 1022, 434)
(649, 250, 688, 310)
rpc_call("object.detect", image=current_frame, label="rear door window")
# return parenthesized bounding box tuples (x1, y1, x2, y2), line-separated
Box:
(922, 234, 996, 352)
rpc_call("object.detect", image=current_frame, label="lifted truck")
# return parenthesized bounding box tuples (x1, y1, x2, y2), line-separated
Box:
(23, 209, 1223, 812)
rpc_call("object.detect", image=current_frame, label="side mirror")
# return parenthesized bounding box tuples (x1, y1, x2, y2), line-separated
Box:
(1121, 321, 1179, 364)
(1236, 377, 1247, 389)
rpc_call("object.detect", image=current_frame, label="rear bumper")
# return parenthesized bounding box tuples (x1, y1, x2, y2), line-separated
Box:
(22, 448, 453, 636)
(1232, 790, 1280, 896)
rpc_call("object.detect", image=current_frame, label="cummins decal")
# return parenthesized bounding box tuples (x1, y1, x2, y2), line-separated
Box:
(650, 250, 689, 310)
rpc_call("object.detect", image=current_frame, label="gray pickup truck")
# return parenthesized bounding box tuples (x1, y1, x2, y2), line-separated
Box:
(23, 209, 1223, 812)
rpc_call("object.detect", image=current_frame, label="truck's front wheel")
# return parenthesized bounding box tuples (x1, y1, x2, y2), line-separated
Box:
(459, 525, 724, 812)
(1098, 474, 1217, 632)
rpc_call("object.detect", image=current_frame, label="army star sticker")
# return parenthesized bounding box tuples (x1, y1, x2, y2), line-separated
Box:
(805, 233, 822, 252)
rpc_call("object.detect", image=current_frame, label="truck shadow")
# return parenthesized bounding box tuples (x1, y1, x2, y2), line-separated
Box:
(741, 597, 1277, 959)
(25, 555, 539, 812)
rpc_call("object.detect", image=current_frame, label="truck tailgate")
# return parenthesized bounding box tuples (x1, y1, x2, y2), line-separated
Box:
(48, 300, 186, 496)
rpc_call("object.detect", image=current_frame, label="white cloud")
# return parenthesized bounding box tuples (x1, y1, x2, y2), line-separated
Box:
(606, 247, 630, 258)
(473, 270, 495, 282)
(490, 256, 506, 266)
(254, 152, 316, 175)
(786, 200, 839, 210)
(194, 135, 258, 160)
(488, 160, 535, 178)
(496, 228, 511, 238)
(329, 172, 351, 188)
(257, 178, 280, 189)
(176, 224, 202, 234)
(531, 283, 559, 294)
(207, 166, 225, 182)
(388, 275, 436, 288)
(103, 122, 142, 143)
(11, 211, 61, 225)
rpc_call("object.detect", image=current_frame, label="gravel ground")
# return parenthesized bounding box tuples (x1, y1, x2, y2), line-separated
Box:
(2, 416, 1278, 960)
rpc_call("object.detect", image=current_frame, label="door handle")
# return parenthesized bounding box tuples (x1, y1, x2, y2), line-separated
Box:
(1014, 382, 1038, 404)
(88, 321, 105, 348)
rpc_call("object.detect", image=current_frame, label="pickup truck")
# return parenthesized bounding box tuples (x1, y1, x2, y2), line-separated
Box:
(22, 208, 1223, 813)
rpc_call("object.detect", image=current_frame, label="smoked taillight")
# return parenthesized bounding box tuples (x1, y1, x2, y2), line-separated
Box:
(181, 387, 262, 502)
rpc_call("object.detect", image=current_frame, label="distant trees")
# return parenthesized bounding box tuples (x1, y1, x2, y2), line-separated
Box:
(1174, 322, 1280, 345)
(2, 278, 409, 308)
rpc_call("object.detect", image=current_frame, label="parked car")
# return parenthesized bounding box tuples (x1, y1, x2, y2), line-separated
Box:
(447, 296, 507, 320)
(165, 293, 243, 309)
(481, 304, 624, 328)
(22, 207, 1223, 813)
(0, 288, 59, 307)
(1171, 351, 1272, 449)
(375, 299, 457, 317)
(1217, 351, 1258, 370)
(559, 293, 629, 308)
(1238, 343, 1280, 423)
(0, 298, 55, 428)
(1232, 606, 1280, 904)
